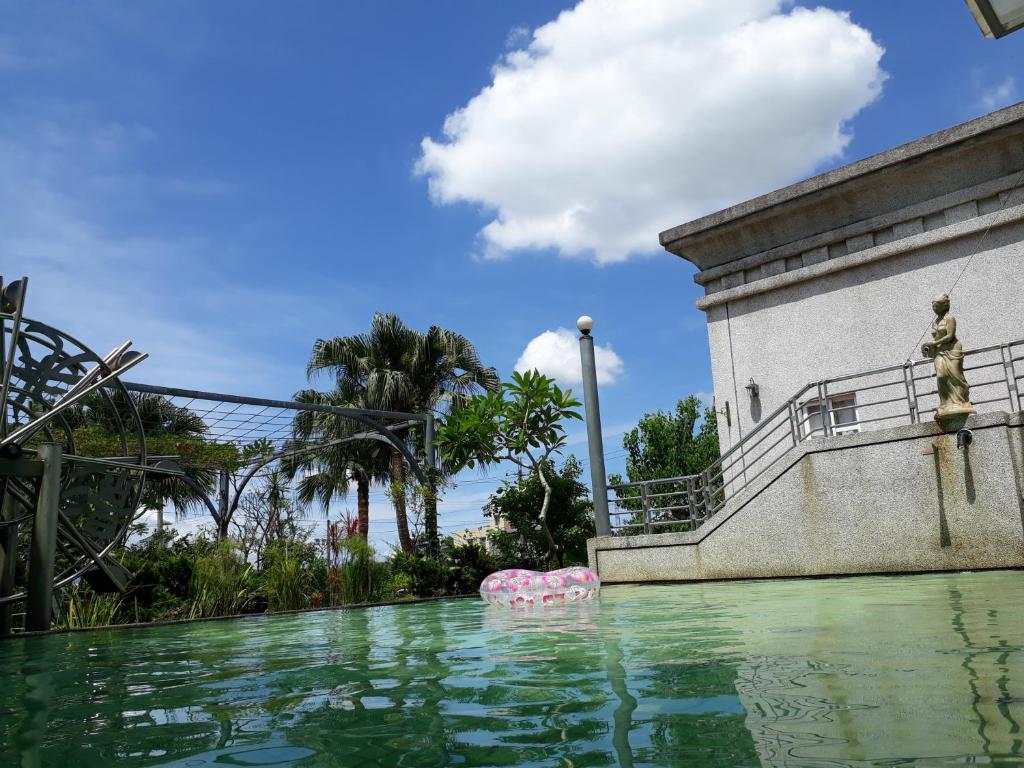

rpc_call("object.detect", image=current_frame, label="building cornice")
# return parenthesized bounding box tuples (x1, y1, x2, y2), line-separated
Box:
(695, 200, 1024, 310)
(660, 101, 1024, 275)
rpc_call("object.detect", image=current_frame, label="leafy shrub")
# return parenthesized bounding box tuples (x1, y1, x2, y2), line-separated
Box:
(119, 530, 212, 622)
(58, 583, 125, 629)
(333, 536, 388, 605)
(189, 541, 253, 618)
(261, 542, 311, 612)
(388, 550, 452, 597)
(442, 540, 498, 595)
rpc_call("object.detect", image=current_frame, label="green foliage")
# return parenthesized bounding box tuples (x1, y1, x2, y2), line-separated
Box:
(438, 369, 581, 472)
(441, 539, 499, 595)
(485, 456, 595, 569)
(58, 583, 125, 629)
(388, 550, 451, 597)
(609, 396, 720, 534)
(261, 542, 313, 612)
(188, 541, 253, 619)
(438, 370, 582, 561)
(118, 529, 212, 622)
(616, 396, 719, 483)
(333, 536, 388, 605)
(307, 312, 499, 551)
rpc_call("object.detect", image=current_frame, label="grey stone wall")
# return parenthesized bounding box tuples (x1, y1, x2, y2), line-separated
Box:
(660, 104, 1024, 457)
(710, 212, 1024, 455)
(589, 412, 1024, 583)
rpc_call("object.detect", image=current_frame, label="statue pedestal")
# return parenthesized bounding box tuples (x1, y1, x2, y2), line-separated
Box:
(935, 406, 976, 432)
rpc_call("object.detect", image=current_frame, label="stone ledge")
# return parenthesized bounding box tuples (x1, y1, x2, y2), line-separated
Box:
(659, 102, 1024, 260)
(588, 410, 1023, 564)
(694, 202, 1024, 310)
(694, 170, 1023, 288)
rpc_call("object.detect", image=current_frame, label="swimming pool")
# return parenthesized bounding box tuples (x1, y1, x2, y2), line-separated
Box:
(2, 570, 1022, 766)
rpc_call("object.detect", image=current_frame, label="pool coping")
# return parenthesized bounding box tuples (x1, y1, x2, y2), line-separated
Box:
(1, 592, 479, 641)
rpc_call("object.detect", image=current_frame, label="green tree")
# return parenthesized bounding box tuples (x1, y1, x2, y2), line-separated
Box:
(437, 370, 582, 565)
(306, 313, 498, 553)
(285, 386, 392, 540)
(609, 396, 720, 532)
(618, 396, 719, 481)
(485, 456, 594, 569)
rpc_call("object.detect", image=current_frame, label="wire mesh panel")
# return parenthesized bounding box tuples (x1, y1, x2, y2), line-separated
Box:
(120, 381, 433, 478)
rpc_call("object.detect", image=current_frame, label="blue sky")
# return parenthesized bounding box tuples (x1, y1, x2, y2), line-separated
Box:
(2, 1, 1021, 550)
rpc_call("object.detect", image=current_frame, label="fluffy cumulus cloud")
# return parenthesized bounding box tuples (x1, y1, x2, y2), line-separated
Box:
(515, 328, 624, 387)
(417, 0, 886, 263)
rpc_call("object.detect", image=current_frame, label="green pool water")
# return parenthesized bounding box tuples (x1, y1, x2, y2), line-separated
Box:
(2, 570, 1023, 767)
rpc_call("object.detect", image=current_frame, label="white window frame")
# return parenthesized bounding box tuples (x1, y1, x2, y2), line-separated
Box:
(800, 392, 859, 438)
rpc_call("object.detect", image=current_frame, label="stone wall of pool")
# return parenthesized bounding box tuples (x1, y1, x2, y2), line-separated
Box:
(588, 411, 1024, 583)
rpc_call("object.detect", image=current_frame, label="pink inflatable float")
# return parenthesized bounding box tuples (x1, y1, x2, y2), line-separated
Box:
(479, 566, 600, 607)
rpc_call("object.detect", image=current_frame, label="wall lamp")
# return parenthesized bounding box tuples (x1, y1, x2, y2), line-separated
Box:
(965, 0, 1024, 38)
(745, 378, 759, 399)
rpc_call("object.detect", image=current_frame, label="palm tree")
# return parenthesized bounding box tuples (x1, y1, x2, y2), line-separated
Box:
(306, 313, 498, 552)
(284, 386, 391, 539)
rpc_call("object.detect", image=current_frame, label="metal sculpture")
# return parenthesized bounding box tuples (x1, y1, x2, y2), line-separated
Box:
(0, 275, 165, 632)
(0, 274, 438, 633)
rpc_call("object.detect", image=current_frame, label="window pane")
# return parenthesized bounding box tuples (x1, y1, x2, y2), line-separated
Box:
(992, 0, 1024, 29)
(803, 401, 822, 434)
(831, 395, 857, 426)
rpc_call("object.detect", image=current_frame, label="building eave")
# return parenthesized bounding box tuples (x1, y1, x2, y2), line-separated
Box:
(659, 101, 1024, 272)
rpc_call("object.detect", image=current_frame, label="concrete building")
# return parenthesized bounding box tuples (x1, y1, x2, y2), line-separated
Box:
(587, 103, 1024, 583)
(451, 519, 512, 552)
(661, 101, 1024, 456)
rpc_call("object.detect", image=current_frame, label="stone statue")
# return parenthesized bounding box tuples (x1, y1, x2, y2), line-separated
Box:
(921, 293, 975, 422)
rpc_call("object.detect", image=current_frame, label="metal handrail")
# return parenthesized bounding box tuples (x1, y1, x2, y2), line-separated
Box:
(607, 338, 1024, 535)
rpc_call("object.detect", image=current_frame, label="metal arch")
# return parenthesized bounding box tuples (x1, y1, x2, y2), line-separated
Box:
(120, 381, 434, 485)
(227, 430, 425, 520)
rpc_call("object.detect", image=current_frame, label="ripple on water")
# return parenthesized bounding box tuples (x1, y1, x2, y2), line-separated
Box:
(1, 570, 1022, 767)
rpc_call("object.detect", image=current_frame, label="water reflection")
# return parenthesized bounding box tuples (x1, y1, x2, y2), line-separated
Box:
(0, 571, 1020, 767)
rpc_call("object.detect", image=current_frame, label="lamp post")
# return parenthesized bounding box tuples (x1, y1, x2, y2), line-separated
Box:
(577, 316, 611, 537)
(965, 0, 1024, 38)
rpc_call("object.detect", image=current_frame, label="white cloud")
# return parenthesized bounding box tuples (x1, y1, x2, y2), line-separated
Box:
(417, 0, 885, 264)
(979, 75, 1016, 111)
(515, 327, 623, 387)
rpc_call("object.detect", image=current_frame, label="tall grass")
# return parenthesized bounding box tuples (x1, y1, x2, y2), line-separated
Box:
(59, 583, 124, 629)
(262, 543, 310, 612)
(188, 541, 253, 619)
(333, 536, 383, 605)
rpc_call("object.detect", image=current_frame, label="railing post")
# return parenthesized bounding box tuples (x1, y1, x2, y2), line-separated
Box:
(26, 443, 61, 633)
(577, 317, 611, 537)
(817, 381, 833, 437)
(1000, 343, 1022, 412)
(686, 476, 697, 529)
(787, 400, 800, 445)
(640, 483, 651, 535)
(903, 362, 919, 424)
(701, 469, 714, 521)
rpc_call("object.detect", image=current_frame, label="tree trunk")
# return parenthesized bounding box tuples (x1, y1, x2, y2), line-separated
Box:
(217, 514, 231, 541)
(535, 464, 559, 566)
(217, 470, 231, 541)
(390, 449, 413, 552)
(357, 475, 370, 539)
